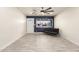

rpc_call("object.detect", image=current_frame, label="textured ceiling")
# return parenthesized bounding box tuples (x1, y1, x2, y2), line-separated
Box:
(17, 7, 67, 16)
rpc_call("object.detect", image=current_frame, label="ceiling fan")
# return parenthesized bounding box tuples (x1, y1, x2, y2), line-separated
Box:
(32, 7, 54, 15)
(40, 7, 54, 14)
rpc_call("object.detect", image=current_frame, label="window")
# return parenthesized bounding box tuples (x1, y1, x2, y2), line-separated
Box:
(36, 18, 52, 28)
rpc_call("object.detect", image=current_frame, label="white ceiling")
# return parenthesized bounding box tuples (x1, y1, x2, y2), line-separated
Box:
(17, 7, 67, 16)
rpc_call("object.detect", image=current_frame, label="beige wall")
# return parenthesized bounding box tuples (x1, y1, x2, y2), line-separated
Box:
(0, 7, 26, 50)
(55, 8, 79, 46)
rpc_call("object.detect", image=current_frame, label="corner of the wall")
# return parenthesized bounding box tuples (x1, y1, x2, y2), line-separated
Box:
(0, 33, 26, 52)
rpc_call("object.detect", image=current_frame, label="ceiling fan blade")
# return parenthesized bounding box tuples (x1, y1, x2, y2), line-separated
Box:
(45, 7, 52, 11)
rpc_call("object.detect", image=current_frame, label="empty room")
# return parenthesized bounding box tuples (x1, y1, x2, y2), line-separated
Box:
(0, 7, 79, 52)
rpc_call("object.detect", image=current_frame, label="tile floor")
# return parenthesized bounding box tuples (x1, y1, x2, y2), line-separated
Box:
(2, 33, 79, 52)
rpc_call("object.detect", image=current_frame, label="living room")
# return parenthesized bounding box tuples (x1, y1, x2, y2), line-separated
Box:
(0, 7, 79, 52)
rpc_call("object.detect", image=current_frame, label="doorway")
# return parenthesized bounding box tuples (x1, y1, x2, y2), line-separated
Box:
(27, 18, 34, 33)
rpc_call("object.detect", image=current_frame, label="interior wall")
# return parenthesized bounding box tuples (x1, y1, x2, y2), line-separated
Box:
(0, 7, 26, 50)
(55, 7, 79, 46)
